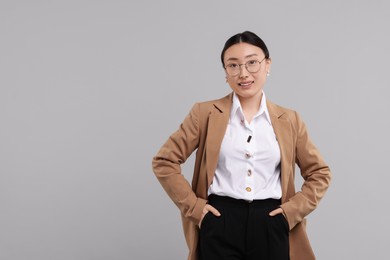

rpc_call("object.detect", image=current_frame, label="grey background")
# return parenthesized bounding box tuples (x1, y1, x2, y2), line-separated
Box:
(1, 0, 389, 259)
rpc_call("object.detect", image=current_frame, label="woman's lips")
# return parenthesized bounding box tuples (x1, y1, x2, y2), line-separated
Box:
(238, 81, 254, 88)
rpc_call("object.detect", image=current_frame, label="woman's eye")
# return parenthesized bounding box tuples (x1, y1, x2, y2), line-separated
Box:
(228, 64, 238, 68)
(248, 60, 257, 65)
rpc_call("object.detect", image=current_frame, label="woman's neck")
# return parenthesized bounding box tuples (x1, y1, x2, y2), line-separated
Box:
(238, 92, 263, 123)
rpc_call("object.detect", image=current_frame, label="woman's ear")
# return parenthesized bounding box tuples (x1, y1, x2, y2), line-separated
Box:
(266, 58, 272, 75)
(266, 57, 272, 66)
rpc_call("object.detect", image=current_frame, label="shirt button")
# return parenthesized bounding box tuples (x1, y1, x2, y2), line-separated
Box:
(247, 169, 252, 176)
(245, 153, 251, 158)
(245, 187, 252, 192)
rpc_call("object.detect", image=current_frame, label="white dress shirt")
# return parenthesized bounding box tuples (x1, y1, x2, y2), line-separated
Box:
(208, 92, 282, 201)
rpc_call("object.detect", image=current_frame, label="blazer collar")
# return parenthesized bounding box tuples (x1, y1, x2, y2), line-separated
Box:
(205, 92, 232, 186)
(211, 92, 234, 114)
(267, 100, 293, 202)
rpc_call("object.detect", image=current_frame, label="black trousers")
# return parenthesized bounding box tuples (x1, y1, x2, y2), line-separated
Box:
(199, 195, 289, 260)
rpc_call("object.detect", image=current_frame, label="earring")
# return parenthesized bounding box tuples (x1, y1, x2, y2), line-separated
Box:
(267, 71, 270, 77)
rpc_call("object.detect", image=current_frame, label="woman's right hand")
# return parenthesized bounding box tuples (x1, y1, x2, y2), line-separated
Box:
(199, 204, 221, 228)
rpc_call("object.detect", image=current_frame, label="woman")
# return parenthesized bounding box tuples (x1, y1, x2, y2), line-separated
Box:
(152, 31, 331, 260)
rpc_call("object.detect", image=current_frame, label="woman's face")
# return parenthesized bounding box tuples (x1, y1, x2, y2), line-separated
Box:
(223, 42, 271, 101)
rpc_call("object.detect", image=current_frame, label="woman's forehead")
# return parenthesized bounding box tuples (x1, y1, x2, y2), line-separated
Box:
(224, 43, 264, 61)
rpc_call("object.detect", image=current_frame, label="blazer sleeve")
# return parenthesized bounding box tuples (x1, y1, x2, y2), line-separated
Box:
(152, 103, 207, 225)
(280, 111, 332, 230)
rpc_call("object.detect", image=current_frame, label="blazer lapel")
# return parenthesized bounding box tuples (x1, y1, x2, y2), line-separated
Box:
(267, 101, 294, 203)
(205, 93, 232, 187)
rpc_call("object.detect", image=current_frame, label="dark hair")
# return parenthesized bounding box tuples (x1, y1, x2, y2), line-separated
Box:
(220, 31, 270, 67)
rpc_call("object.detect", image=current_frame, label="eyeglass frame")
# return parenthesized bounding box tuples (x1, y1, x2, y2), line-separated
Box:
(224, 57, 267, 76)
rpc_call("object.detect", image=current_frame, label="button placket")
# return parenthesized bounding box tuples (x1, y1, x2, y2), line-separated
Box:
(244, 127, 254, 199)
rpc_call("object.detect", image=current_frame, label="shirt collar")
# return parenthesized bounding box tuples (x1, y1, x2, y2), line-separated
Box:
(231, 91, 272, 125)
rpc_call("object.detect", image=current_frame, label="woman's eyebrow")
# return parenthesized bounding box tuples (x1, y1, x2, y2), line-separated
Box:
(226, 53, 258, 62)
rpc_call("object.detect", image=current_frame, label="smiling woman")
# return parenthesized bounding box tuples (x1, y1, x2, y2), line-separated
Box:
(152, 31, 331, 260)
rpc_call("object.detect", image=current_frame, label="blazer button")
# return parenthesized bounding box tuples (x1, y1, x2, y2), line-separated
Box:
(245, 187, 252, 192)
(247, 169, 252, 176)
(245, 153, 251, 158)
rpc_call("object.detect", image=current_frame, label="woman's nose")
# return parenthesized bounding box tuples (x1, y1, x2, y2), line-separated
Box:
(239, 65, 249, 78)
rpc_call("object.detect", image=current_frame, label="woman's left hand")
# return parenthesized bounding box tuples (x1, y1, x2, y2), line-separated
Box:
(269, 207, 287, 219)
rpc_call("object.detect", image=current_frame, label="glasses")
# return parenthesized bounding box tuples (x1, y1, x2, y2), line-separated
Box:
(224, 57, 266, 76)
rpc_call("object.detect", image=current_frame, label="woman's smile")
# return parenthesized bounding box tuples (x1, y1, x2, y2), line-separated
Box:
(238, 80, 254, 89)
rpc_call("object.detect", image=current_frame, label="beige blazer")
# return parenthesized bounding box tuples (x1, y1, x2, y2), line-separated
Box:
(152, 92, 331, 260)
